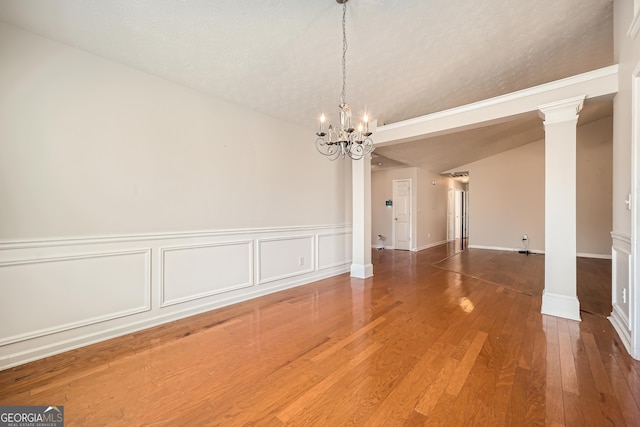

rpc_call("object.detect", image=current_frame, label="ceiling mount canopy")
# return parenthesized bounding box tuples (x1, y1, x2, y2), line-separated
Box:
(315, 0, 374, 161)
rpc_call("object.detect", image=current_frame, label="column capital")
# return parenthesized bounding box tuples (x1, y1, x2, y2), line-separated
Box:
(538, 95, 586, 124)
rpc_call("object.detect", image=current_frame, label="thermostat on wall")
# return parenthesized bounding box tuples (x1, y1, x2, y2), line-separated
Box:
(385, 200, 392, 207)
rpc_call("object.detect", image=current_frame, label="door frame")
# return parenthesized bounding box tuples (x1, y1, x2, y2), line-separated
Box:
(448, 187, 469, 241)
(392, 179, 412, 250)
(447, 188, 455, 241)
(454, 190, 463, 239)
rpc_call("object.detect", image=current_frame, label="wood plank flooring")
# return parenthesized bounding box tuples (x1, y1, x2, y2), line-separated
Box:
(435, 248, 612, 317)
(0, 243, 637, 426)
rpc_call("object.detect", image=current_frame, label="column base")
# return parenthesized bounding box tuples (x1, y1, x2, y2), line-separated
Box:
(350, 263, 374, 279)
(541, 291, 581, 321)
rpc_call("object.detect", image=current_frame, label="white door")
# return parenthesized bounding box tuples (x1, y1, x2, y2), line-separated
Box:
(393, 179, 411, 250)
(454, 190, 463, 239)
(447, 188, 455, 241)
(462, 190, 468, 238)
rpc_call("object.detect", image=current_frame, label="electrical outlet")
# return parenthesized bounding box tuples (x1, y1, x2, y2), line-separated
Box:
(298, 257, 304, 266)
(622, 288, 627, 303)
(522, 234, 528, 241)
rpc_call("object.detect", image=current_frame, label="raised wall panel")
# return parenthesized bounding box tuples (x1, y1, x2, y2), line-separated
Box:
(257, 235, 314, 285)
(613, 247, 631, 328)
(0, 225, 350, 369)
(161, 241, 253, 307)
(0, 249, 151, 345)
(317, 232, 352, 270)
(610, 232, 632, 355)
(612, 234, 631, 327)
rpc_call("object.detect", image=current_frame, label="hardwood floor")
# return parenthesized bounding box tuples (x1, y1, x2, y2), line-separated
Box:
(0, 243, 637, 426)
(435, 248, 612, 317)
(434, 247, 545, 296)
(577, 257, 613, 317)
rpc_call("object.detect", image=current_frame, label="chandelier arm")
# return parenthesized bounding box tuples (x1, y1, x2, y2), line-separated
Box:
(315, 0, 372, 162)
(316, 138, 337, 157)
(329, 147, 342, 160)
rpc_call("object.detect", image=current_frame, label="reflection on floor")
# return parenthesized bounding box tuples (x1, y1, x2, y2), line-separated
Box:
(431, 245, 611, 317)
(0, 241, 631, 426)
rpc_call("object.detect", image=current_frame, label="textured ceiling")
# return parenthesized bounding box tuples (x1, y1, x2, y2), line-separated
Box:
(372, 101, 614, 173)
(0, 0, 614, 173)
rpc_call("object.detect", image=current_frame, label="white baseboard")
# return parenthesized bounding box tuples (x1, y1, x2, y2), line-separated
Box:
(467, 244, 544, 254)
(609, 309, 634, 359)
(412, 240, 448, 252)
(371, 245, 394, 250)
(467, 245, 610, 259)
(469, 245, 611, 259)
(350, 263, 374, 278)
(577, 252, 612, 260)
(541, 291, 581, 321)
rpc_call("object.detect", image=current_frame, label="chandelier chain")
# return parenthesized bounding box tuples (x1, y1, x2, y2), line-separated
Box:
(341, 2, 347, 105)
(315, 0, 374, 161)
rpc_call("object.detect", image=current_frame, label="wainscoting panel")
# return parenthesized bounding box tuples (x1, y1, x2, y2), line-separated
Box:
(161, 241, 253, 307)
(317, 232, 352, 270)
(0, 249, 151, 346)
(257, 235, 314, 285)
(610, 232, 632, 354)
(0, 225, 351, 370)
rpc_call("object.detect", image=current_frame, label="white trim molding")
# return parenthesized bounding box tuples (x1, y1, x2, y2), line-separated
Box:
(257, 235, 315, 285)
(159, 240, 254, 307)
(412, 240, 448, 252)
(317, 231, 353, 270)
(0, 249, 152, 346)
(0, 224, 350, 249)
(541, 291, 581, 322)
(631, 62, 640, 360)
(372, 245, 394, 250)
(375, 65, 618, 147)
(576, 253, 612, 260)
(350, 263, 374, 279)
(629, 2, 640, 40)
(610, 232, 633, 358)
(0, 224, 352, 370)
(468, 244, 545, 254)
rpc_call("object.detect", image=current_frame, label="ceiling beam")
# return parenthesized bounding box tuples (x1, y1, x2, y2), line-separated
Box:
(374, 65, 618, 147)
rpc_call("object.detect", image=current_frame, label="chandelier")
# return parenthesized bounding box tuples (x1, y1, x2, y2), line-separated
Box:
(316, 0, 374, 161)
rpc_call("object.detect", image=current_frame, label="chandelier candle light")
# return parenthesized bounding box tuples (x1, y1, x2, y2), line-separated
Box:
(316, 0, 374, 161)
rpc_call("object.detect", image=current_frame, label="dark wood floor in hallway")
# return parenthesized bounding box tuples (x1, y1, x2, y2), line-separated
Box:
(434, 247, 613, 317)
(0, 243, 637, 426)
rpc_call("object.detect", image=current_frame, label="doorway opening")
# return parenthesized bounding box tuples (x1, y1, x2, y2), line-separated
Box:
(392, 179, 411, 251)
(448, 188, 468, 242)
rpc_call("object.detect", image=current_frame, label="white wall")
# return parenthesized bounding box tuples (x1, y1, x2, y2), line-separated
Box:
(610, 0, 640, 359)
(577, 116, 614, 256)
(416, 168, 450, 249)
(0, 23, 351, 239)
(0, 23, 353, 369)
(459, 138, 546, 252)
(454, 116, 612, 256)
(371, 166, 452, 251)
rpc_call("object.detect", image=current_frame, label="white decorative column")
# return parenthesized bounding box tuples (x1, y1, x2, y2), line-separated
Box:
(351, 152, 373, 278)
(538, 95, 585, 321)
